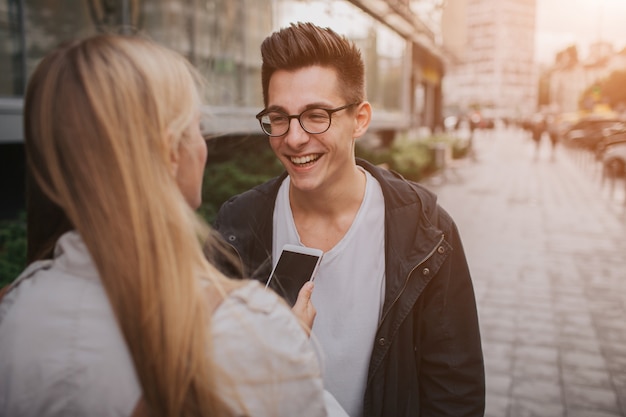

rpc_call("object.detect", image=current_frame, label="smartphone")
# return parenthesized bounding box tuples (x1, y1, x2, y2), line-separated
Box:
(265, 244, 324, 306)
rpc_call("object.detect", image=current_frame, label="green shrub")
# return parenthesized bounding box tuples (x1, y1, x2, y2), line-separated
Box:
(356, 132, 471, 181)
(0, 137, 280, 286)
(357, 137, 434, 181)
(389, 141, 434, 181)
(0, 213, 27, 287)
(201, 136, 283, 224)
(0, 133, 470, 287)
(452, 140, 470, 159)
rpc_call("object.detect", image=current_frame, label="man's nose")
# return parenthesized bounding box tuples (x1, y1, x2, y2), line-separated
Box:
(283, 118, 310, 148)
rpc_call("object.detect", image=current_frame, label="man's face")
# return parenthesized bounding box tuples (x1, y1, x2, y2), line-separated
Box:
(266, 66, 358, 194)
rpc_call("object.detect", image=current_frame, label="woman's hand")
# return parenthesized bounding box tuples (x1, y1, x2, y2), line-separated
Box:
(291, 281, 316, 336)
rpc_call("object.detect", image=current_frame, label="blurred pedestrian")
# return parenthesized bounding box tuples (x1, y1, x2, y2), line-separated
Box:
(0, 33, 346, 417)
(547, 115, 560, 161)
(531, 115, 546, 160)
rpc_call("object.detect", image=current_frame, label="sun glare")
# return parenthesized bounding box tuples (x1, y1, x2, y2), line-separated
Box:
(536, 0, 626, 63)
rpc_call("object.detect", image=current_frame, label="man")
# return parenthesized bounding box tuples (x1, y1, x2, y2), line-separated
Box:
(214, 22, 485, 417)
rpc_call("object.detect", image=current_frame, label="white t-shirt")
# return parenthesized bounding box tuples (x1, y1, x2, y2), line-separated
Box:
(273, 168, 386, 417)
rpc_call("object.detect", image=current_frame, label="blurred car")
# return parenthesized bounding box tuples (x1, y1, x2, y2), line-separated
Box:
(563, 117, 623, 153)
(467, 112, 495, 130)
(601, 139, 626, 177)
(595, 124, 626, 155)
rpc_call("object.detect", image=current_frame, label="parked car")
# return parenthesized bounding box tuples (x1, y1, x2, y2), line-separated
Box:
(563, 117, 623, 153)
(601, 139, 626, 177)
(595, 124, 626, 155)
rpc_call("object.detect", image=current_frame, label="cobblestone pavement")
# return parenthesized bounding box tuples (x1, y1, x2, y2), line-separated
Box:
(423, 127, 626, 417)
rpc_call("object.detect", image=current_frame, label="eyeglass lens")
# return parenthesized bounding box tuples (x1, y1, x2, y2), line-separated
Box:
(260, 108, 331, 136)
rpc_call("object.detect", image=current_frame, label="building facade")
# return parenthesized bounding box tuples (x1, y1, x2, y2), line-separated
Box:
(548, 42, 626, 114)
(0, 0, 444, 218)
(441, 0, 537, 119)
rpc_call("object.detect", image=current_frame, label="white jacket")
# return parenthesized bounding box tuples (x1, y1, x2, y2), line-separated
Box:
(0, 231, 346, 417)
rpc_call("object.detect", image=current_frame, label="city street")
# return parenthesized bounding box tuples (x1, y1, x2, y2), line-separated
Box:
(424, 127, 626, 417)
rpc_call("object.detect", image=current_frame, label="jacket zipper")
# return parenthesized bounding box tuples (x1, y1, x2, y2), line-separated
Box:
(378, 233, 445, 327)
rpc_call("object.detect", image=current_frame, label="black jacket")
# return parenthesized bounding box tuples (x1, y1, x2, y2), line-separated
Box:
(213, 158, 485, 417)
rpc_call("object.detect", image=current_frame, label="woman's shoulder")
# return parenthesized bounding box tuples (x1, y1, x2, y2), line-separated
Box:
(0, 232, 140, 417)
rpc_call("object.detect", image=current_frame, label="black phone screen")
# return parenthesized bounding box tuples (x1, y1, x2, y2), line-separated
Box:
(267, 251, 321, 306)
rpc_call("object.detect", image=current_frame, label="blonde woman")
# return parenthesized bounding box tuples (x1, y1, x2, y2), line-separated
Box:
(0, 34, 345, 417)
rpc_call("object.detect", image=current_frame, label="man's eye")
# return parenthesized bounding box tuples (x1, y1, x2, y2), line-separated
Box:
(305, 111, 329, 122)
(269, 114, 288, 124)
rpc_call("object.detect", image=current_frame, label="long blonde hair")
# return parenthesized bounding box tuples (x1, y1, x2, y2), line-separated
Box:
(24, 34, 238, 416)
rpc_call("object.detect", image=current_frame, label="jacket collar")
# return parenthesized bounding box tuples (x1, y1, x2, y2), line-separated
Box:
(354, 159, 446, 311)
(221, 158, 445, 289)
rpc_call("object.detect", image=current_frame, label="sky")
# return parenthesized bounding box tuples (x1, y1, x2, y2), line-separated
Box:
(535, 0, 626, 64)
(274, 0, 626, 66)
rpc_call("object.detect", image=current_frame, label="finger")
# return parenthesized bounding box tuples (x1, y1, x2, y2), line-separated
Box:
(292, 281, 314, 311)
(292, 281, 316, 336)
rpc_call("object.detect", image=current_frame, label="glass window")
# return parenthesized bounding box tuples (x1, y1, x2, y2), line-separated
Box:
(0, 0, 271, 108)
(1, 0, 100, 97)
(368, 23, 406, 111)
(139, 0, 271, 107)
(275, 0, 408, 113)
(0, 0, 27, 96)
(24, 0, 95, 81)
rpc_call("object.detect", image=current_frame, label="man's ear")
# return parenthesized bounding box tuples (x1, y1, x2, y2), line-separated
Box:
(353, 101, 372, 139)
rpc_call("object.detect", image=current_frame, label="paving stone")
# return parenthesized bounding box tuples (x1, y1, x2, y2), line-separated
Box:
(509, 397, 564, 417)
(565, 384, 620, 412)
(516, 327, 559, 345)
(485, 393, 510, 417)
(562, 366, 613, 388)
(512, 379, 562, 403)
(567, 409, 624, 417)
(514, 344, 559, 363)
(486, 373, 512, 396)
(512, 360, 560, 381)
(482, 341, 515, 374)
(559, 336, 602, 356)
(425, 129, 626, 416)
(561, 350, 608, 370)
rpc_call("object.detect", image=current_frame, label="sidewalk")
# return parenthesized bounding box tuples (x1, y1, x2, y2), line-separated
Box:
(424, 128, 626, 417)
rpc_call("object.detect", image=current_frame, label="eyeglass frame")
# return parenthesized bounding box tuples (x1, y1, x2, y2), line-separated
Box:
(255, 102, 360, 137)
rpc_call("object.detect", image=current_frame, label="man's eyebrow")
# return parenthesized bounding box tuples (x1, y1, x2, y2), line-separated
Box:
(265, 102, 334, 113)
(265, 105, 286, 112)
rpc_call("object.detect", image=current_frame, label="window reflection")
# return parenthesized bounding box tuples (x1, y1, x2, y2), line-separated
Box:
(0, 0, 271, 107)
(0, 0, 27, 96)
(1, 0, 410, 122)
(275, 0, 407, 113)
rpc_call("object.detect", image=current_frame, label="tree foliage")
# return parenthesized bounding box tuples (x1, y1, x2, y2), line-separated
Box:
(1, 134, 461, 286)
(200, 135, 284, 224)
(579, 70, 626, 111)
(0, 213, 27, 286)
(0, 137, 282, 287)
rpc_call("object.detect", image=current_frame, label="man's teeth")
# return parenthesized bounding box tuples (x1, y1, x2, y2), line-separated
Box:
(291, 154, 319, 164)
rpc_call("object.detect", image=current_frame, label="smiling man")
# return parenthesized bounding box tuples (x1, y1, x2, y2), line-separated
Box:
(214, 22, 485, 417)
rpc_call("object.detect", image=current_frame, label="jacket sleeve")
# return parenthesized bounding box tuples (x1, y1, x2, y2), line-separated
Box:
(211, 281, 348, 417)
(209, 195, 250, 279)
(212, 188, 276, 281)
(418, 208, 485, 416)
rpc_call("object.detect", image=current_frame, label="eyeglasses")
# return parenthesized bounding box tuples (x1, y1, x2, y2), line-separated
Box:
(255, 102, 360, 137)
